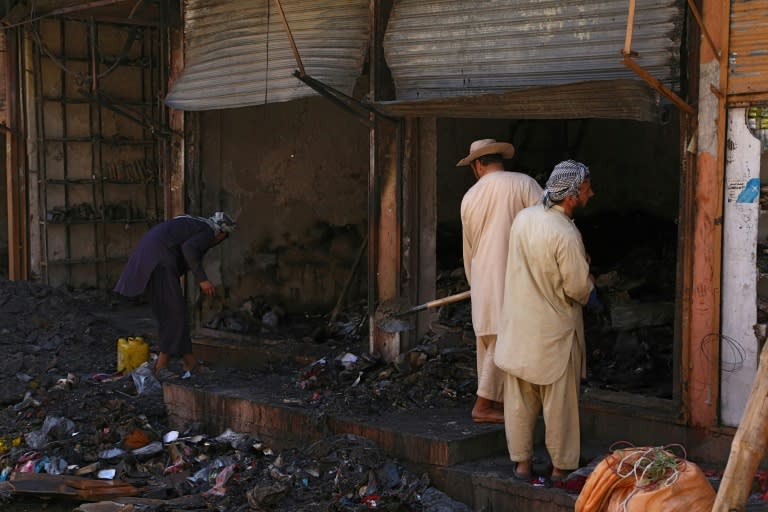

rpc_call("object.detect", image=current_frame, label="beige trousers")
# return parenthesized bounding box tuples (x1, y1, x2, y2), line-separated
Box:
(502, 349, 581, 470)
(476, 334, 504, 402)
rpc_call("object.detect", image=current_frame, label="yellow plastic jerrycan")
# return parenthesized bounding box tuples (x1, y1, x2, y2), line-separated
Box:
(117, 336, 150, 372)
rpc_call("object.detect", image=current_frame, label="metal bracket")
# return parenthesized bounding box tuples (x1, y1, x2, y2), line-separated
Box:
(294, 72, 399, 127)
(79, 88, 181, 138)
(623, 0, 696, 116)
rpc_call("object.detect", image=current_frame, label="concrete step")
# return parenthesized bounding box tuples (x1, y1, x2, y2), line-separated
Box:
(192, 328, 327, 369)
(162, 379, 582, 512)
(181, 330, 728, 511)
(163, 380, 506, 467)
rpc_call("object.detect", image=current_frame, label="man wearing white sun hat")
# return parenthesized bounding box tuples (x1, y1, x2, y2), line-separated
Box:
(457, 139, 542, 423)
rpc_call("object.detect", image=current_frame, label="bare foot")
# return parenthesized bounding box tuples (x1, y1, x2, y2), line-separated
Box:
(471, 406, 504, 423)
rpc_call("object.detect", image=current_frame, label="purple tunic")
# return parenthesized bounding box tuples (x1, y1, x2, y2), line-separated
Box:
(114, 217, 216, 356)
(114, 217, 215, 297)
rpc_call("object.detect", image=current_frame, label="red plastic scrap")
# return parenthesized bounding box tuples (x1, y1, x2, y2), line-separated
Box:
(554, 475, 587, 493)
(755, 470, 768, 492)
(363, 493, 381, 508)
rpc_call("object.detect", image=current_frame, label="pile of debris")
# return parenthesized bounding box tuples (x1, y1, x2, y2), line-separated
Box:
(293, 335, 477, 419)
(0, 279, 474, 511)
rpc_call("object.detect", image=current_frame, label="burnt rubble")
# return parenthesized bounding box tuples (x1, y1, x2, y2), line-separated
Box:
(0, 279, 473, 511)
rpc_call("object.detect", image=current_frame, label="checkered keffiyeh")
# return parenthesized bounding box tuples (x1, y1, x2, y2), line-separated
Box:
(542, 160, 590, 208)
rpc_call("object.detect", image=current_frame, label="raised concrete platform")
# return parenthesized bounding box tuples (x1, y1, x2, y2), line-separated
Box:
(173, 330, 734, 511)
(163, 381, 507, 467)
(163, 378, 581, 512)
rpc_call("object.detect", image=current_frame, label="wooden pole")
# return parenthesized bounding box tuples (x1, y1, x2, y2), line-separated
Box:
(712, 340, 768, 511)
(623, 0, 636, 55)
(273, 0, 305, 77)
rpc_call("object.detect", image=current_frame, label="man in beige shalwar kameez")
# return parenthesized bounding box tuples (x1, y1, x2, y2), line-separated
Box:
(495, 160, 595, 481)
(458, 139, 542, 423)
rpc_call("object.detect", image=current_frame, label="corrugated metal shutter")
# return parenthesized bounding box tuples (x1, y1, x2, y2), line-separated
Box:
(165, 0, 369, 111)
(728, 0, 768, 98)
(383, 0, 683, 101)
(376, 79, 664, 122)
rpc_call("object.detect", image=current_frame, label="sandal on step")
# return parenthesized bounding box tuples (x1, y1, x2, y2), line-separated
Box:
(512, 464, 532, 482)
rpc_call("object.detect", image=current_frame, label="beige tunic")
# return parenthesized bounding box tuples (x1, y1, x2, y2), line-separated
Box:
(461, 171, 542, 336)
(495, 204, 593, 385)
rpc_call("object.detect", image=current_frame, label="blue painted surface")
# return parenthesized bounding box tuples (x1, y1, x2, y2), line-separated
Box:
(736, 178, 760, 203)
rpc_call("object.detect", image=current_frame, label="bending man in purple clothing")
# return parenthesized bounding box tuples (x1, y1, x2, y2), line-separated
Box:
(114, 212, 236, 379)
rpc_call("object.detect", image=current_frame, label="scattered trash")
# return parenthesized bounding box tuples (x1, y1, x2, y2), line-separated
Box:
(130, 364, 162, 395)
(96, 469, 116, 480)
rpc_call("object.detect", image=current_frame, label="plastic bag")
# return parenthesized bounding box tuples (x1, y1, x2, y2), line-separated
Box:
(131, 365, 162, 395)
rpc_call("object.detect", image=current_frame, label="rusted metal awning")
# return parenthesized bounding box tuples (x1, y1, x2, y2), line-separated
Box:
(374, 79, 664, 122)
(382, 0, 683, 120)
(728, 0, 768, 102)
(165, 0, 369, 110)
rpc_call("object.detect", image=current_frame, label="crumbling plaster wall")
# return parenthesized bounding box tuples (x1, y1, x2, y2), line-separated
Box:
(199, 97, 368, 314)
(436, 116, 681, 269)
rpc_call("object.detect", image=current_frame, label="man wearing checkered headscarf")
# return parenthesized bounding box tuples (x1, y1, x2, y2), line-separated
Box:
(542, 160, 591, 208)
(495, 160, 594, 482)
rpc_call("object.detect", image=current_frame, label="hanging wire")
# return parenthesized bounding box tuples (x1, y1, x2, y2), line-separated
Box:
(700, 332, 747, 373)
(2, 0, 132, 29)
(97, 25, 141, 81)
(29, 24, 84, 84)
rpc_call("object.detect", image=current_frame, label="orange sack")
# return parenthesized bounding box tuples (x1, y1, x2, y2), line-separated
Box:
(575, 446, 715, 512)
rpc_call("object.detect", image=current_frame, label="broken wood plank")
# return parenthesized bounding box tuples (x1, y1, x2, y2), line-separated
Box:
(10, 472, 141, 501)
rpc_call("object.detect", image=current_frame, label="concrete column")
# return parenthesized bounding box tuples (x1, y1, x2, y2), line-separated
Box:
(720, 108, 762, 426)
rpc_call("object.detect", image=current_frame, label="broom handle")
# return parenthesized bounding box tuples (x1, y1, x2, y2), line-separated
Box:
(403, 290, 471, 315)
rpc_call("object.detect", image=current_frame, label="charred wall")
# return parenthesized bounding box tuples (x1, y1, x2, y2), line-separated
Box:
(198, 97, 369, 315)
(28, 17, 166, 288)
(435, 116, 681, 270)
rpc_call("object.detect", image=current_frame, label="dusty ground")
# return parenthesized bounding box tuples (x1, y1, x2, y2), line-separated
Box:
(0, 279, 475, 511)
(4, 278, 768, 511)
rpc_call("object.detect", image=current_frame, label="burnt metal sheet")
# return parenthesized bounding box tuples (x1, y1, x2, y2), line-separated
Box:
(383, 0, 683, 101)
(165, 0, 369, 111)
(375, 79, 664, 122)
(729, 0, 768, 98)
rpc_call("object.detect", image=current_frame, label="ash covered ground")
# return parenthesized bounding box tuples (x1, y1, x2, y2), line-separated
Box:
(0, 279, 477, 511)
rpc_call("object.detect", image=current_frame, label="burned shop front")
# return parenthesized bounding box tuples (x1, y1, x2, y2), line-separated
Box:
(370, 0, 690, 442)
(3, 0, 755, 452)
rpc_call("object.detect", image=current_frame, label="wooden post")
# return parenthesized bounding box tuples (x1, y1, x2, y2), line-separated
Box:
(712, 339, 768, 511)
(402, 117, 437, 345)
(368, 0, 401, 362)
